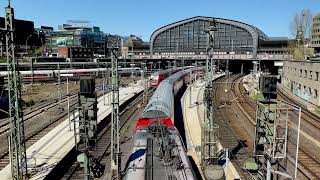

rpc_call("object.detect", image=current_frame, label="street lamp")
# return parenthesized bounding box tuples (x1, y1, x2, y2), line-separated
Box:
(25, 34, 33, 55)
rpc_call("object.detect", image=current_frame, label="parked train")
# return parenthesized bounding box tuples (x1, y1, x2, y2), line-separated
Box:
(0, 68, 142, 82)
(124, 69, 196, 180)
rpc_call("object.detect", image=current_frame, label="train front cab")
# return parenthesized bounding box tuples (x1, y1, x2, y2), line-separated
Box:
(136, 117, 174, 130)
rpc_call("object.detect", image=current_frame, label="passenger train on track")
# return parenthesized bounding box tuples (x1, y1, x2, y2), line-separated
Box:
(0, 68, 142, 82)
(124, 69, 197, 180)
(147, 66, 201, 87)
(147, 67, 184, 87)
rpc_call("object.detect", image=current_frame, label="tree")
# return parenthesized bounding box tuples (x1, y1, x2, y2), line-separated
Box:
(289, 9, 313, 41)
(35, 47, 43, 56)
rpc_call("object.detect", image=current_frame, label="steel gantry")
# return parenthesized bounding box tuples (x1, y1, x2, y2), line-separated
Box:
(201, 18, 219, 167)
(253, 75, 299, 179)
(0, 1, 28, 179)
(110, 49, 120, 179)
(75, 77, 99, 179)
(141, 62, 148, 105)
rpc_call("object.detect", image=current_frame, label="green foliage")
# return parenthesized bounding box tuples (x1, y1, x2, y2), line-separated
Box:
(287, 40, 315, 60)
(293, 49, 304, 60)
(35, 47, 43, 56)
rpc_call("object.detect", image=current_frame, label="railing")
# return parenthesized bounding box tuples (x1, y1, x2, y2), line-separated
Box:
(134, 54, 293, 60)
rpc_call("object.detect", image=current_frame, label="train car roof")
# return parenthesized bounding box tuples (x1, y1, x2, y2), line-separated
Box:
(142, 68, 193, 119)
(162, 68, 192, 84)
(141, 81, 173, 119)
(150, 67, 178, 76)
(123, 125, 196, 180)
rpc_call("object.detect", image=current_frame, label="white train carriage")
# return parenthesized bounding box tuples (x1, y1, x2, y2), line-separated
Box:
(0, 67, 142, 82)
(123, 125, 196, 180)
(124, 68, 196, 180)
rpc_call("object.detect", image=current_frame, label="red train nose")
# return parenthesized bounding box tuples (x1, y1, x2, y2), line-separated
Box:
(136, 118, 173, 129)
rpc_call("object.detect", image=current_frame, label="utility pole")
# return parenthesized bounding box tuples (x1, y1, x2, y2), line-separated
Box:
(241, 63, 244, 75)
(224, 59, 230, 92)
(150, 62, 154, 74)
(201, 18, 219, 169)
(31, 58, 34, 85)
(60, 74, 74, 131)
(157, 61, 161, 71)
(142, 63, 147, 104)
(189, 70, 192, 107)
(195, 62, 198, 81)
(130, 63, 134, 78)
(108, 67, 111, 105)
(57, 63, 63, 111)
(67, 75, 70, 130)
(103, 66, 106, 105)
(2, 0, 28, 179)
(182, 59, 185, 69)
(110, 49, 120, 179)
(225, 59, 229, 77)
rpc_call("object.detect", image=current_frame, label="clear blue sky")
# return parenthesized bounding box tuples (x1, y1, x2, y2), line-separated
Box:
(1, 0, 320, 41)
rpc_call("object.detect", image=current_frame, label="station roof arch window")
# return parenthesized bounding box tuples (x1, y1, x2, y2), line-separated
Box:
(150, 16, 269, 57)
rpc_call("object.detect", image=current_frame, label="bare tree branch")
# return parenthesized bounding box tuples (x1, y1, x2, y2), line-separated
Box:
(289, 8, 312, 40)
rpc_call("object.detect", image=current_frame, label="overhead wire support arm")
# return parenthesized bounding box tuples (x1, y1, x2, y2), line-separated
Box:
(1, 0, 28, 179)
(110, 47, 120, 180)
(201, 18, 219, 168)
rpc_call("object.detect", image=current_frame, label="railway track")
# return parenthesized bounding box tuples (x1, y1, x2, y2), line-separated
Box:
(230, 76, 256, 123)
(0, 78, 113, 135)
(212, 75, 255, 179)
(0, 91, 79, 135)
(212, 76, 240, 151)
(1, 79, 110, 132)
(277, 88, 320, 132)
(231, 75, 320, 179)
(287, 143, 320, 179)
(0, 77, 141, 170)
(0, 101, 78, 170)
(62, 88, 155, 179)
(0, 84, 116, 170)
(277, 87, 320, 179)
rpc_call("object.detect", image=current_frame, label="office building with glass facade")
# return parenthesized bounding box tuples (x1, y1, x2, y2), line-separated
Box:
(45, 23, 105, 54)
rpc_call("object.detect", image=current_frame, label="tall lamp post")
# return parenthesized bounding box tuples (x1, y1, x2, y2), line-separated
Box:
(25, 34, 32, 55)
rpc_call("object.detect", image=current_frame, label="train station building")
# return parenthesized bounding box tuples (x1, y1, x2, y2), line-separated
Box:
(133, 16, 292, 60)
